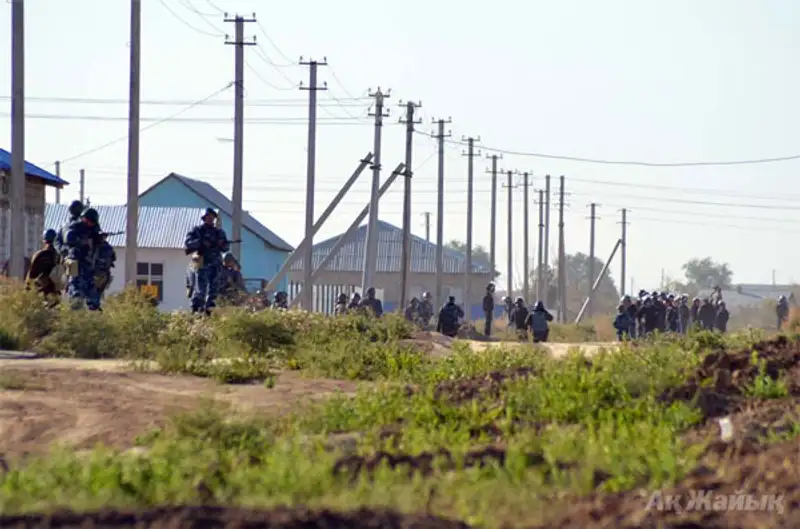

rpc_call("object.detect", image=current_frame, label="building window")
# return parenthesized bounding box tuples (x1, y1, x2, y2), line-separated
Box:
(136, 262, 164, 302)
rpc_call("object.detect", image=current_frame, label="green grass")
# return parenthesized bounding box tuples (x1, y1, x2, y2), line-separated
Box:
(0, 281, 798, 527)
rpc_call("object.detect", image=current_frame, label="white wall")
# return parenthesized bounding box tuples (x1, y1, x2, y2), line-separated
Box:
(107, 247, 191, 312)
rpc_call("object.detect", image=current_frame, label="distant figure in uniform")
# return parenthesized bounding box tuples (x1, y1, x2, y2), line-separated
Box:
(360, 287, 384, 318)
(418, 292, 434, 329)
(777, 295, 790, 330)
(482, 283, 496, 336)
(26, 229, 62, 305)
(184, 208, 229, 315)
(436, 296, 464, 337)
(65, 207, 102, 310)
(93, 232, 117, 299)
(334, 293, 348, 315)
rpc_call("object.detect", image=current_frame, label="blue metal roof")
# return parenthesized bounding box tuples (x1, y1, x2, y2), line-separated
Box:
(142, 173, 293, 252)
(290, 220, 493, 275)
(0, 149, 69, 186)
(45, 204, 206, 249)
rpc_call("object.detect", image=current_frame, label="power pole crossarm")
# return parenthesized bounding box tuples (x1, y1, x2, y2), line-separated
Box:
(299, 57, 327, 312)
(398, 99, 422, 310)
(225, 14, 257, 264)
(361, 87, 391, 294)
(461, 136, 481, 320)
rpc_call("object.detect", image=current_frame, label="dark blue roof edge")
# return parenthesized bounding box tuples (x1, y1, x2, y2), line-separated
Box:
(0, 149, 69, 186)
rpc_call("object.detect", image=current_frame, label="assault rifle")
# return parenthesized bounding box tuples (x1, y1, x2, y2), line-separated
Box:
(99, 231, 124, 238)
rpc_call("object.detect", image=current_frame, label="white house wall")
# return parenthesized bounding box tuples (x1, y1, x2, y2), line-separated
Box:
(107, 247, 191, 312)
(0, 177, 46, 262)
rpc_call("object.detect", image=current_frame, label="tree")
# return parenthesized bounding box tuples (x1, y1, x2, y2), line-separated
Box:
(529, 252, 620, 319)
(681, 257, 733, 290)
(445, 240, 499, 278)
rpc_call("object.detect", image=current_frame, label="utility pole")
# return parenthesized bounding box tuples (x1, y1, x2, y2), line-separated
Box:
(124, 0, 142, 286)
(10, 0, 25, 278)
(399, 100, 421, 310)
(587, 203, 599, 318)
(521, 172, 532, 302)
(502, 170, 517, 297)
(79, 169, 85, 203)
(54, 162, 61, 204)
(544, 174, 551, 276)
(537, 190, 545, 302)
(485, 154, 501, 279)
(620, 208, 628, 297)
(557, 175, 566, 322)
(422, 212, 431, 242)
(299, 57, 327, 312)
(462, 136, 481, 320)
(431, 118, 451, 308)
(361, 87, 390, 293)
(225, 14, 256, 264)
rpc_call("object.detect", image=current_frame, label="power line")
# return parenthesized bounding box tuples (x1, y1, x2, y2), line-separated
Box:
(59, 83, 233, 163)
(569, 177, 800, 201)
(3, 112, 370, 124)
(255, 20, 295, 65)
(245, 59, 295, 91)
(631, 215, 800, 234)
(567, 190, 800, 211)
(204, 0, 225, 14)
(413, 130, 800, 168)
(0, 95, 369, 106)
(157, 0, 222, 37)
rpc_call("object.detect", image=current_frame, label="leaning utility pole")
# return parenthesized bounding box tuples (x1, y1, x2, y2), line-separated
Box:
(10, 0, 25, 278)
(557, 175, 566, 322)
(299, 57, 327, 311)
(485, 154, 501, 278)
(124, 0, 142, 285)
(620, 208, 628, 297)
(225, 14, 256, 264)
(536, 190, 545, 302)
(521, 172, 532, 301)
(422, 212, 431, 242)
(54, 161, 61, 204)
(462, 136, 481, 321)
(431, 118, 451, 307)
(503, 170, 516, 297)
(361, 88, 390, 293)
(399, 100, 421, 310)
(587, 203, 598, 318)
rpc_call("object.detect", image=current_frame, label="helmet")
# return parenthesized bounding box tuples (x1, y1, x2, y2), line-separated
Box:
(81, 207, 99, 224)
(534, 300, 544, 310)
(422, 291, 432, 300)
(202, 208, 218, 220)
(515, 296, 524, 304)
(337, 293, 348, 303)
(486, 282, 496, 292)
(779, 295, 786, 301)
(68, 200, 84, 217)
(222, 252, 236, 264)
(42, 228, 57, 243)
(366, 287, 376, 296)
(503, 296, 512, 303)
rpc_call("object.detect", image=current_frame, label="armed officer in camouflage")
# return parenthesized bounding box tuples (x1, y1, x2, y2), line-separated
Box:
(26, 229, 62, 305)
(93, 232, 117, 299)
(184, 208, 230, 314)
(64, 207, 102, 310)
(218, 252, 246, 305)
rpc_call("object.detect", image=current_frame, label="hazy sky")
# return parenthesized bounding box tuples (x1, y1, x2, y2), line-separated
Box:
(2, 0, 800, 291)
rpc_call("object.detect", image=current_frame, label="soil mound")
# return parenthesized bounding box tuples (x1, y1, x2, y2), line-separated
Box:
(400, 331, 455, 357)
(660, 335, 800, 420)
(535, 438, 800, 528)
(0, 506, 472, 528)
(456, 323, 495, 342)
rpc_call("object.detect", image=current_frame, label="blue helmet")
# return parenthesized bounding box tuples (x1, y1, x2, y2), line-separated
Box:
(42, 228, 57, 243)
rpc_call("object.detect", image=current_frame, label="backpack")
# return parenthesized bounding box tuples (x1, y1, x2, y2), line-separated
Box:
(49, 260, 66, 291)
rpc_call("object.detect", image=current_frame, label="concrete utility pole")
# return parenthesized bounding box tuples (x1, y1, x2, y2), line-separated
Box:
(79, 169, 86, 203)
(225, 14, 256, 264)
(503, 170, 516, 297)
(361, 87, 390, 293)
(462, 136, 481, 320)
(10, 0, 25, 278)
(557, 175, 566, 322)
(422, 212, 431, 242)
(521, 172, 532, 302)
(587, 203, 598, 318)
(431, 118, 451, 308)
(544, 174, 551, 275)
(536, 189, 545, 302)
(485, 154, 501, 279)
(620, 208, 628, 297)
(399, 100, 421, 310)
(299, 57, 327, 311)
(124, 0, 141, 286)
(55, 161, 61, 204)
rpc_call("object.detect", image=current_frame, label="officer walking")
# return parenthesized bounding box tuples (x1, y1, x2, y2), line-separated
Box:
(482, 283, 496, 336)
(64, 207, 102, 310)
(26, 229, 62, 304)
(184, 208, 229, 315)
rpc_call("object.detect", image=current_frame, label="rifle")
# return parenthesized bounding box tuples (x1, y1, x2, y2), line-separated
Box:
(100, 231, 124, 237)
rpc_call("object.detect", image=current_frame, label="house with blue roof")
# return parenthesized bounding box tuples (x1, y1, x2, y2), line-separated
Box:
(0, 149, 69, 268)
(139, 172, 294, 291)
(288, 219, 495, 318)
(45, 204, 211, 312)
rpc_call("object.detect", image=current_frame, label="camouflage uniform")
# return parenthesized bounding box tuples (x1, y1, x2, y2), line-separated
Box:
(184, 208, 229, 314)
(64, 208, 102, 310)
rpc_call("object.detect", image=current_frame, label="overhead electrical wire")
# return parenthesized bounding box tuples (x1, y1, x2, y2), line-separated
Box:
(157, 0, 222, 37)
(0, 95, 369, 106)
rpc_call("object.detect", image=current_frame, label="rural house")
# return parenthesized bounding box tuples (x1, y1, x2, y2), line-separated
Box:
(45, 204, 212, 311)
(289, 219, 495, 318)
(0, 148, 68, 265)
(139, 173, 294, 291)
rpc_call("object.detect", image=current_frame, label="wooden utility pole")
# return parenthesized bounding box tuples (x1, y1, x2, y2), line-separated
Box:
(587, 203, 598, 318)
(485, 154, 501, 279)
(502, 170, 517, 297)
(619, 208, 628, 297)
(462, 136, 481, 320)
(399, 100, 421, 310)
(430, 118, 451, 308)
(521, 172, 532, 301)
(557, 175, 566, 322)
